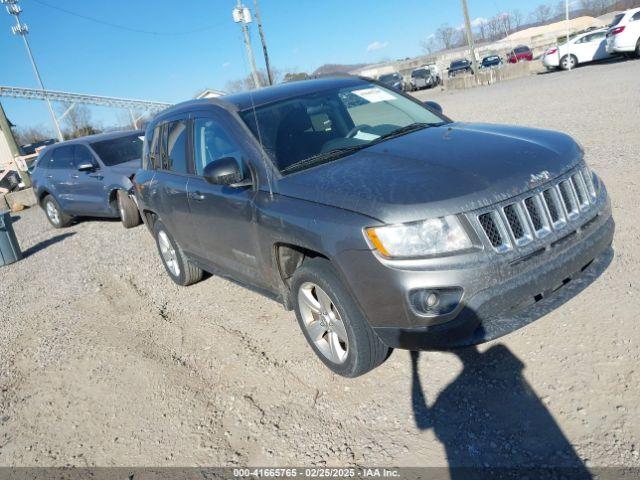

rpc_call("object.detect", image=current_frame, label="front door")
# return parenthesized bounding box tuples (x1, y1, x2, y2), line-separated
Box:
(186, 115, 264, 286)
(66, 145, 108, 215)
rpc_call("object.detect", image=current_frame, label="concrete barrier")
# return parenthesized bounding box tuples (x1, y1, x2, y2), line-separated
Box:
(0, 194, 8, 210)
(444, 61, 540, 91)
(5, 187, 37, 210)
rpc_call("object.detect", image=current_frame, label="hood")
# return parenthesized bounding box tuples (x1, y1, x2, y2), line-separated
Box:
(277, 122, 583, 224)
(107, 159, 140, 176)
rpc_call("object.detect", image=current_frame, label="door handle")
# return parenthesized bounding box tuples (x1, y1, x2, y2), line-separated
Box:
(46, 175, 53, 179)
(90, 174, 104, 180)
(71, 174, 79, 179)
(190, 191, 206, 201)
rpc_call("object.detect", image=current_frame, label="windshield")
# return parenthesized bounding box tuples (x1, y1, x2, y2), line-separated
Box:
(514, 47, 530, 54)
(411, 69, 429, 78)
(378, 74, 399, 83)
(483, 56, 499, 63)
(91, 134, 143, 166)
(450, 60, 468, 68)
(240, 83, 447, 174)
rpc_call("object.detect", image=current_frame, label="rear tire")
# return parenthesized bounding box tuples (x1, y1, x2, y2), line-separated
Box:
(635, 39, 640, 58)
(560, 54, 578, 70)
(153, 220, 203, 286)
(117, 190, 141, 229)
(43, 195, 72, 228)
(291, 257, 390, 377)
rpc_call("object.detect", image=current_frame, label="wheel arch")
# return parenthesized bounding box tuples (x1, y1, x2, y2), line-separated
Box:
(274, 243, 330, 310)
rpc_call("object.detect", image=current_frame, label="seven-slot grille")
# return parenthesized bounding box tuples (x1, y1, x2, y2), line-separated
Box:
(476, 168, 597, 252)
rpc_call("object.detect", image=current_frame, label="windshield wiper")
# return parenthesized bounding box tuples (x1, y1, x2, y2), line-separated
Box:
(281, 145, 367, 174)
(370, 122, 434, 144)
(280, 123, 439, 175)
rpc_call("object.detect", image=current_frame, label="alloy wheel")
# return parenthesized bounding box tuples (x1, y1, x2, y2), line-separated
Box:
(298, 282, 348, 364)
(158, 230, 180, 277)
(46, 201, 60, 225)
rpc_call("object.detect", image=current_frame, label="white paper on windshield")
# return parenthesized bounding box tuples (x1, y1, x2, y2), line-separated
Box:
(352, 87, 396, 103)
(353, 131, 380, 141)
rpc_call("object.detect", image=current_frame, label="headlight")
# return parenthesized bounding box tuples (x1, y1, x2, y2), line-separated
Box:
(365, 215, 473, 258)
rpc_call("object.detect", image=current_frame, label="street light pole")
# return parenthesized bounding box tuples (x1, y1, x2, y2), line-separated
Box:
(460, 0, 480, 83)
(1, 0, 64, 141)
(233, 0, 261, 89)
(565, 0, 572, 71)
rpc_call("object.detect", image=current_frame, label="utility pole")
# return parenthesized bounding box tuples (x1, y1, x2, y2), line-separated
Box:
(460, 0, 479, 84)
(1, 0, 64, 141)
(233, 1, 261, 89)
(0, 101, 31, 187)
(252, 0, 273, 86)
(565, 0, 572, 71)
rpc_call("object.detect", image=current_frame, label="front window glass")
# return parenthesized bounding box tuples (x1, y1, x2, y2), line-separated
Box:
(74, 145, 95, 167)
(91, 134, 142, 167)
(193, 118, 243, 176)
(240, 83, 446, 174)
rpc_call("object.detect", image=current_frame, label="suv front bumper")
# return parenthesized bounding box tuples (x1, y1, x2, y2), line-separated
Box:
(336, 201, 614, 350)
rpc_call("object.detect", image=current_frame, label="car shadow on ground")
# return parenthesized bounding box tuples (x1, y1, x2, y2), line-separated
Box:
(21, 232, 76, 258)
(409, 341, 591, 479)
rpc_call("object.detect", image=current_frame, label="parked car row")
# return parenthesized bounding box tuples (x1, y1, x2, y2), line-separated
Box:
(543, 7, 640, 70)
(31, 75, 614, 377)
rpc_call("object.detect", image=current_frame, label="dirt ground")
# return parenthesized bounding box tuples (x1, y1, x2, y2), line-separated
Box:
(1, 58, 639, 470)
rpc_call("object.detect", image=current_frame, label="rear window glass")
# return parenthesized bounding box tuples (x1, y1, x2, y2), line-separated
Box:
(514, 47, 530, 54)
(610, 14, 624, 26)
(450, 60, 468, 68)
(91, 134, 142, 167)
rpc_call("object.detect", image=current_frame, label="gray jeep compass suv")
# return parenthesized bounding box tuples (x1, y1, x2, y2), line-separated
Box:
(135, 77, 614, 377)
(32, 130, 143, 229)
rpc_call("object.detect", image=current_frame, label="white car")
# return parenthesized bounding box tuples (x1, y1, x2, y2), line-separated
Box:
(606, 7, 640, 57)
(542, 29, 612, 70)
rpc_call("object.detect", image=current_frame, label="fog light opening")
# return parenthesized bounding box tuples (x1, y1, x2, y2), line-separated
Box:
(409, 287, 463, 317)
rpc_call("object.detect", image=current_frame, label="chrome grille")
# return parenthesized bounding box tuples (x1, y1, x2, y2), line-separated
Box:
(478, 212, 503, 248)
(476, 168, 598, 252)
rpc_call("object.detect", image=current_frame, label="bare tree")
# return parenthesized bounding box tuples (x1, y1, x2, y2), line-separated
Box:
(435, 24, 461, 50)
(225, 68, 282, 93)
(530, 4, 553, 24)
(12, 125, 52, 146)
(421, 35, 439, 54)
(511, 9, 524, 30)
(58, 103, 101, 139)
(580, 0, 616, 16)
(498, 12, 514, 35)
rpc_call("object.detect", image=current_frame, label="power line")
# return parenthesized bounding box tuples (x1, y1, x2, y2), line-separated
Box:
(30, 0, 224, 36)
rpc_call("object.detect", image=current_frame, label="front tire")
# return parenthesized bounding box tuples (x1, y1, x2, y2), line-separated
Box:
(117, 190, 142, 229)
(291, 257, 390, 377)
(153, 220, 203, 286)
(43, 195, 72, 228)
(560, 54, 578, 70)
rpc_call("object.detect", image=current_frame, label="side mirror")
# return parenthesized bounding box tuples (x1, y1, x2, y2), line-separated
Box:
(424, 101, 443, 114)
(77, 162, 95, 172)
(203, 157, 247, 186)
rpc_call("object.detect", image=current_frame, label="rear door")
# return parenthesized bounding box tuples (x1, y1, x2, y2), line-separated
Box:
(186, 113, 264, 286)
(47, 145, 75, 209)
(66, 145, 108, 215)
(152, 117, 199, 255)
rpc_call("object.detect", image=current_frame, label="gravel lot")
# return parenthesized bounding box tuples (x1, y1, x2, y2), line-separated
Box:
(1, 58, 639, 469)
